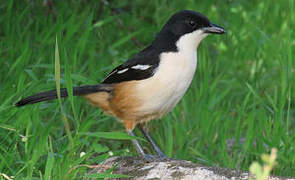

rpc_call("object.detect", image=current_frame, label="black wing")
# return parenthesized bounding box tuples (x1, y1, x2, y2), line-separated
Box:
(102, 46, 160, 84)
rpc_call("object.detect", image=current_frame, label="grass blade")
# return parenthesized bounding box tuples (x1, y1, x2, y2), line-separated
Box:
(55, 36, 73, 147)
(44, 153, 55, 180)
(55, 36, 61, 101)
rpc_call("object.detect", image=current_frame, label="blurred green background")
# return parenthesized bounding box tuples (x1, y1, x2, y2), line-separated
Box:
(0, 0, 294, 179)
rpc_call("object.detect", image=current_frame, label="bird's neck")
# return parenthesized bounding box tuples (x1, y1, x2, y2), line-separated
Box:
(151, 31, 179, 53)
(152, 30, 208, 54)
(176, 30, 208, 54)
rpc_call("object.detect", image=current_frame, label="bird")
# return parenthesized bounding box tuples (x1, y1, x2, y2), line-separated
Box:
(15, 10, 226, 160)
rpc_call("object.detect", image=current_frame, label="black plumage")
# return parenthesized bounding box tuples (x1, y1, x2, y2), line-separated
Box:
(15, 84, 112, 107)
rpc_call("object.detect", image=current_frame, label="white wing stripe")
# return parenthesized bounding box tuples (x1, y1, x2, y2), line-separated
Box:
(105, 69, 117, 79)
(117, 68, 129, 74)
(131, 64, 151, 70)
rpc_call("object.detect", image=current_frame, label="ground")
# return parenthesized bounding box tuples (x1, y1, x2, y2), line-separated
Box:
(0, 0, 294, 179)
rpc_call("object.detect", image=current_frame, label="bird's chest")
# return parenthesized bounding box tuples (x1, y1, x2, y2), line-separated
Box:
(136, 51, 197, 116)
(157, 52, 197, 91)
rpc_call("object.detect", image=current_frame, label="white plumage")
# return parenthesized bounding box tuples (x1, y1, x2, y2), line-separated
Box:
(135, 30, 208, 120)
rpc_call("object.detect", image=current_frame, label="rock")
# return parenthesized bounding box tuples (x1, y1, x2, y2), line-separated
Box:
(87, 156, 294, 180)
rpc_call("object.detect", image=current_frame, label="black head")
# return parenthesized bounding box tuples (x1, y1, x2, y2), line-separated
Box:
(161, 10, 225, 36)
(150, 10, 225, 52)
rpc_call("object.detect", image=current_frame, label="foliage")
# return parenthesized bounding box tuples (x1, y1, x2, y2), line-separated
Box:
(250, 148, 278, 180)
(0, 0, 294, 179)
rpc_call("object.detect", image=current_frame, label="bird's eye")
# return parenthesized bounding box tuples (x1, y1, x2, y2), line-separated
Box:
(188, 20, 196, 27)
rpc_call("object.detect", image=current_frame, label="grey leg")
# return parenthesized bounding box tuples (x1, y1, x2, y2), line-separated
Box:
(138, 126, 166, 158)
(127, 130, 154, 161)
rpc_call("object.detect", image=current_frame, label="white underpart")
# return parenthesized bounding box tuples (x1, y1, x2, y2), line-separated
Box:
(131, 64, 151, 70)
(117, 68, 128, 74)
(136, 30, 208, 119)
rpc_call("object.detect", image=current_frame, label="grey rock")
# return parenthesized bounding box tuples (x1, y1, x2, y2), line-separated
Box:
(87, 156, 294, 180)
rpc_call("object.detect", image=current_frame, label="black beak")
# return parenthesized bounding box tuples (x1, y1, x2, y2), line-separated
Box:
(202, 23, 226, 34)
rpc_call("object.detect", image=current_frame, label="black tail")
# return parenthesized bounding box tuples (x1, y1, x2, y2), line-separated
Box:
(15, 84, 113, 107)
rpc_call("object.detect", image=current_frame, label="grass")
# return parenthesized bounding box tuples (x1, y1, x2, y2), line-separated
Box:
(0, 0, 294, 179)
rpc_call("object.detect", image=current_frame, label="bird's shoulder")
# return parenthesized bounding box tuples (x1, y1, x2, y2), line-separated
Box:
(102, 46, 160, 84)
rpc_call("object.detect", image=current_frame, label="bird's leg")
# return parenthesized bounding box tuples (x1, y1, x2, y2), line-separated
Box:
(138, 125, 166, 158)
(126, 130, 154, 161)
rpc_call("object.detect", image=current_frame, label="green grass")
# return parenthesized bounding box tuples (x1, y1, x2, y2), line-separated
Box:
(1, 0, 294, 179)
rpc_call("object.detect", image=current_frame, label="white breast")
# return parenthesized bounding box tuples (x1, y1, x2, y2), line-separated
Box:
(135, 30, 208, 119)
